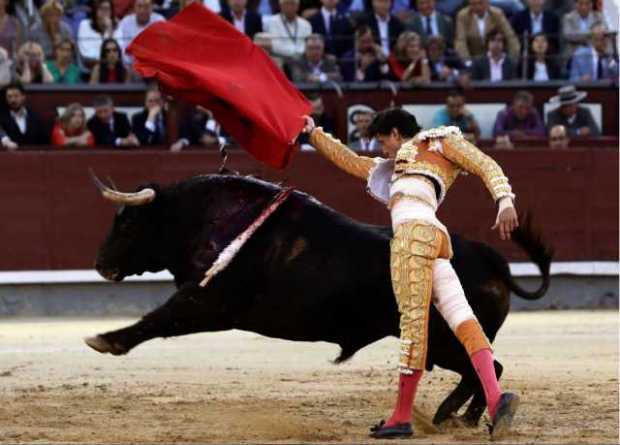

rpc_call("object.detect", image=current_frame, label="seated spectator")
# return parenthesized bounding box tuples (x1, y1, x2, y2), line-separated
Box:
(307, 0, 353, 57)
(170, 106, 225, 151)
(118, 0, 165, 62)
(46, 38, 81, 84)
(13, 41, 54, 83)
(570, 24, 619, 82)
(89, 38, 131, 84)
(548, 124, 569, 149)
(77, 0, 121, 67)
(454, 0, 520, 63)
(425, 36, 467, 82)
(0, 82, 48, 147)
(0, 47, 12, 87)
(404, 0, 453, 47)
(523, 33, 562, 81)
(387, 31, 430, 83)
(0, 0, 24, 58)
(561, 0, 606, 57)
(349, 109, 377, 150)
(220, 0, 262, 40)
(87, 95, 139, 147)
(510, 0, 560, 53)
(546, 85, 600, 137)
(431, 89, 480, 141)
(263, 0, 312, 60)
(29, 0, 74, 60)
(131, 86, 167, 145)
(287, 34, 342, 82)
(51, 102, 95, 147)
(470, 29, 517, 81)
(308, 93, 335, 133)
(340, 25, 389, 81)
(493, 90, 545, 138)
(364, 0, 404, 56)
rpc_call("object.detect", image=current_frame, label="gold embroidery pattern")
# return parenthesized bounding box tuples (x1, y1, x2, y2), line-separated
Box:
(309, 127, 376, 180)
(391, 220, 444, 372)
(441, 135, 515, 201)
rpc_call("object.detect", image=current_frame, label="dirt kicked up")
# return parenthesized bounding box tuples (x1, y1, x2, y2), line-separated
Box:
(0, 310, 617, 444)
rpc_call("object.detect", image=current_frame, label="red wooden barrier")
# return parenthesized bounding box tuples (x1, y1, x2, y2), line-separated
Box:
(0, 148, 617, 270)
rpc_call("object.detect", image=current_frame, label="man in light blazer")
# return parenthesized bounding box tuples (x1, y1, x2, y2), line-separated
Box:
(454, 0, 520, 62)
(569, 24, 619, 82)
(561, 0, 606, 56)
(405, 0, 453, 47)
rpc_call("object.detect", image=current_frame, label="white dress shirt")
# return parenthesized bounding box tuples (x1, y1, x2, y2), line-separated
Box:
(476, 12, 488, 37)
(118, 12, 165, 63)
(376, 14, 390, 56)
(422, 11, 439, 36)
(530, 12, 543, 34)
(321, 7, 336, 34)
(77, 19, 123, 61)
(533, 61, 549, 80)
(11, 108, 27, 134)
(232, 11, 246, 34)
(488, 53, 505, 81)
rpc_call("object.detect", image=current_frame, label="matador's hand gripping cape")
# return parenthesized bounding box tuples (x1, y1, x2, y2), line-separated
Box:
(126, 3, 311, 169)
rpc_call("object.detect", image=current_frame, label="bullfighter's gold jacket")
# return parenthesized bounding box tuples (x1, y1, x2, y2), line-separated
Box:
(308, 126, 515, 206)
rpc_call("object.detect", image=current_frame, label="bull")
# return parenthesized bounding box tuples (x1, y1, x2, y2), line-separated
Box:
(85, 173, 552, 426)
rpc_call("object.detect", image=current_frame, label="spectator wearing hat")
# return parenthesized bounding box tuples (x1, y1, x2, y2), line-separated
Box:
(470, 29, 517, 81)
(548, 124, 570, 149)
(546, 85, 600, 137)
(570, 23, 619, 82)
(493, 90, 545, 138)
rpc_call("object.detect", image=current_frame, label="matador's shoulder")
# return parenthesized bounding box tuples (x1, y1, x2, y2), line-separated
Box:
(413, 126, 463, 146)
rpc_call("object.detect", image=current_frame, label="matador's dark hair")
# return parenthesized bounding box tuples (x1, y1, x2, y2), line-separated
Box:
(367, 107, 421, 139)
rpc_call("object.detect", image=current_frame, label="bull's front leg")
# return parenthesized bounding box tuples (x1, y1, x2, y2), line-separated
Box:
(85, 283, 233, 355)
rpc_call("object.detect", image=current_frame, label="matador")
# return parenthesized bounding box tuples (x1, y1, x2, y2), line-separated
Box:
(303, 108, 520, 440)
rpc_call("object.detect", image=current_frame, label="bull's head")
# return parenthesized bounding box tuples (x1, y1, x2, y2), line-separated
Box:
(92, 172, 165, 281)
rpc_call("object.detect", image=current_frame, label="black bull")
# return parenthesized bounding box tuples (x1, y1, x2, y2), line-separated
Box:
(87, 174, 552, 426)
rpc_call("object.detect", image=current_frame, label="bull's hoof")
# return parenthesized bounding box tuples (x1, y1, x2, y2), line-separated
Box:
(84, 335, 128, 355)
(490, 392, 520, 441)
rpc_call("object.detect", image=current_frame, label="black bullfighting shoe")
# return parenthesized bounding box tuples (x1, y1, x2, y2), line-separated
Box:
(490, 392, 520, 441)
(369, 420, 413, 439)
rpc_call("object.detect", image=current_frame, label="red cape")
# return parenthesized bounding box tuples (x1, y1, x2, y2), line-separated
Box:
(127, 4, 311, 169)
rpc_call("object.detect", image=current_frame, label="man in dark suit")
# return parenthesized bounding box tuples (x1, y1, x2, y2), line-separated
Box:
(546, 85, 600, 137)
(340, 25, 390, 81)
(87, 95, 138, 147)
(510, 0, 560, 52)
(131, 87, 167, 146)
(365, 0, 404, 56)
(308, 0, 353, 56)
(405, 0, 453, 47)
(470, 30, 517, 81)
(220, 0, 262, 40)
(0, 82, 48, 148)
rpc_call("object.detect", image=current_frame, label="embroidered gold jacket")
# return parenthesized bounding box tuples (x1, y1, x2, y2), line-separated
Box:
(308, 126, 515, 205)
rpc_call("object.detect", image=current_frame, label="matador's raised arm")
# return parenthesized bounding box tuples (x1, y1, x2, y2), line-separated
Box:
(309, 127, 378, 181)
(441, 134, 515, 202)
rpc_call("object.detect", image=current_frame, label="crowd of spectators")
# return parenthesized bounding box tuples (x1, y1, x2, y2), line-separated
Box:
(0, 0, 615, 150)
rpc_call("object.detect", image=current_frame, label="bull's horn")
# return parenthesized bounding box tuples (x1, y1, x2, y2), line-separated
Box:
(89, 169, 156, 206)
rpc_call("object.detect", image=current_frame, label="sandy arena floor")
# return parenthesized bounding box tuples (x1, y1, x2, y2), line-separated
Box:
(0, 310, 617, 444)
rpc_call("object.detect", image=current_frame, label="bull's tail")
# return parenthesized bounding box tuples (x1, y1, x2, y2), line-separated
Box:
(504, 213, 553, 300)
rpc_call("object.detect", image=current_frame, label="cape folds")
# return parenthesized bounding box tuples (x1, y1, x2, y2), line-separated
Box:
(126, 3, 311, 168)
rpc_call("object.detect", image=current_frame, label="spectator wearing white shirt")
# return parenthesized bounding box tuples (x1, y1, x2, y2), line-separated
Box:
(470, 29, 516, 81)
(365, 0, 404, 57)
(117, 0, 165, 63)
(77, 0, 121, 67)
(263, 0, 312, 60)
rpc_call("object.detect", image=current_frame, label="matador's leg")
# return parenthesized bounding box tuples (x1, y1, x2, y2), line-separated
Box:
(370, 221, 443, 438)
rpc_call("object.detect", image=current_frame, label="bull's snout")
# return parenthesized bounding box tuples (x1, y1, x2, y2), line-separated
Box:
(95, 261, 123, 282)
